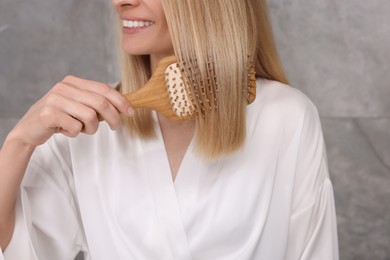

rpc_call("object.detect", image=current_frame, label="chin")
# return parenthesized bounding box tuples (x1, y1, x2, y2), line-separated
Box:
(122, 47, 147, 56)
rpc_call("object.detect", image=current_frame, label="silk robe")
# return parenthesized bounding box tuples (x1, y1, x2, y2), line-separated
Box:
(1, 79, 339, 259)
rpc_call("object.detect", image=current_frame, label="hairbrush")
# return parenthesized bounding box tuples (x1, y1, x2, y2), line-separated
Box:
(121, 55, 256, 121)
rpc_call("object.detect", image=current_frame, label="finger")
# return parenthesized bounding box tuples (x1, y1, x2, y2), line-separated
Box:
(45, 92, 100, 135)
(57, 116, 84, 138)
(52, 82, 122, 130)
(40, 107, 84, 138)
(62, 75, 134, 116)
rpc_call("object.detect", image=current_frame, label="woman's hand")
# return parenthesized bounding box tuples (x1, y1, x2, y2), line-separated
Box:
(8, 75, 134, 148)
(1, 75, 134, 251)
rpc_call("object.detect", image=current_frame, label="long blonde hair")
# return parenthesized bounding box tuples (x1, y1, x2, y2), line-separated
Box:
(116, 0, 287, 159)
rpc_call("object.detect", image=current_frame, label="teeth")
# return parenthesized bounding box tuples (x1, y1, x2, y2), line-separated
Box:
(123, 20, 154, 28)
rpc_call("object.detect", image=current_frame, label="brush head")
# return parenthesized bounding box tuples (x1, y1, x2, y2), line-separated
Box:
(121, 55, 257, 122)
(165, 62, 197, 119)
(164, 56, 257, 121)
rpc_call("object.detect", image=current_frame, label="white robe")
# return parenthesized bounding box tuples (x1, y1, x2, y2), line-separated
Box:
(1, 79, 339, 260)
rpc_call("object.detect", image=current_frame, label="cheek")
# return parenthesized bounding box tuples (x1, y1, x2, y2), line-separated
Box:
(161, 34, 174, 54)
(157, 6, 171, 42)
(160, 29, 173, 48)
(159, 19, 173, 48)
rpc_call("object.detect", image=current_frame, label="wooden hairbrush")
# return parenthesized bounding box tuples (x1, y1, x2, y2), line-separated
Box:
(123, 55, 256, 121)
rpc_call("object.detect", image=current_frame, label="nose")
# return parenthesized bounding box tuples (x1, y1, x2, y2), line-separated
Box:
(111, 0, 140, 10)
(112, 0, 141, 13)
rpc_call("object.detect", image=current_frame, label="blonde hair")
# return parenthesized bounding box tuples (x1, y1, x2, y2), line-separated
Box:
(116, 0, 287, 159)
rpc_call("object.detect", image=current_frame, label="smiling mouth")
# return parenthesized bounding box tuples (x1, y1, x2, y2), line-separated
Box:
(122, 20, 155, 29)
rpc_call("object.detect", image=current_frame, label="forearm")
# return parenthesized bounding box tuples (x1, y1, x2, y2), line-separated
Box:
(0, 132, 35, 250)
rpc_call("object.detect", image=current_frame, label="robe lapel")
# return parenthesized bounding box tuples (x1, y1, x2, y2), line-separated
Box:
(173, 142, 206, 231)
(141, 123, 193, 260)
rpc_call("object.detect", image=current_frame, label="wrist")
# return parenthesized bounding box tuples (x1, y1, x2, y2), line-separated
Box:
(3, 130, 37, 154)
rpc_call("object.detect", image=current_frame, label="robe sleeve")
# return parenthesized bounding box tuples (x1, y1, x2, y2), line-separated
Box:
(285, 100, 339, 260)
(0, 135, 86, 260)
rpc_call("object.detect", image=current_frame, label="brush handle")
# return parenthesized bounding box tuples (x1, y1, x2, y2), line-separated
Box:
(123, 81, 179, 121)
(97, 56, 182, 122)
(95, 82, 180, 122)
(123, 56, 183, 121)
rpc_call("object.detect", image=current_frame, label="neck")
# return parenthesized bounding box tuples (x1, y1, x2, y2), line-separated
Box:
(149, 52, 174, 73)
(157, 112, 195, 181)
(157, 113, 195, 129)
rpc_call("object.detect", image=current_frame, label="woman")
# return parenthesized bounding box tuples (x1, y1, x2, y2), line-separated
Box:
(0, 0, 339, 259)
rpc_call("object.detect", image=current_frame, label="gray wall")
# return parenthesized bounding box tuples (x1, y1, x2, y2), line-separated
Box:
(270, 0, 390, 118)
(270, 2, 390, 259)
(0, 0, 118, 118)
(1, 0, 389, 259)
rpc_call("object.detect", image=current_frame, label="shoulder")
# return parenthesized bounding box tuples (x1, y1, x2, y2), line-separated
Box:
(247, 78, 323, 144)
(249, 78, 320, 122)
(254, 78, 317, 115)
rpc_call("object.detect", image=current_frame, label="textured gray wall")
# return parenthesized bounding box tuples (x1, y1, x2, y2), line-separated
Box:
(270, 0, 390, 117)
(269, 2, 390, 258)
(0, 0, 389, 259)
(0, 0, 118, 118)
